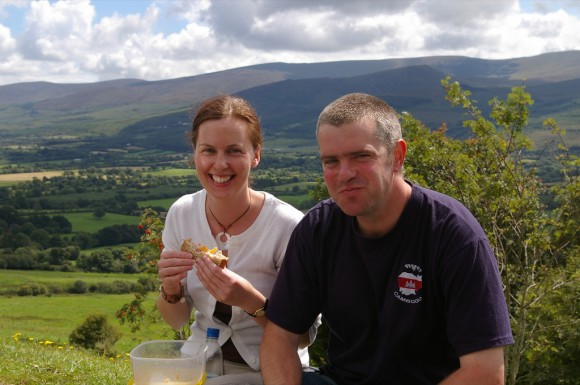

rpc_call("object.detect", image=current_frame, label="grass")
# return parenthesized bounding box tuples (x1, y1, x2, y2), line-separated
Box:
(0, 270, 184, 384)
(1, 335, 133, 385)
(61, 212, 140, 233)
(0, 270, 144, 292)
(0, 293, 175, 354)
(137, 197, 179, 211)
(144, 168, 196, 177)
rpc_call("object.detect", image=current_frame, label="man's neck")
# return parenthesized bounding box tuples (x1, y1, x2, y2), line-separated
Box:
(356, 177, 412, 238)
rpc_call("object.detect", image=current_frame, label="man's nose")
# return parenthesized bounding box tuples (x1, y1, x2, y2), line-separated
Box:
(337, 161, 356, 181)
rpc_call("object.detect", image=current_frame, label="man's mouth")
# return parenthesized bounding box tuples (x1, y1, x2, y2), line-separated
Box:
(339, 185, 362, 194)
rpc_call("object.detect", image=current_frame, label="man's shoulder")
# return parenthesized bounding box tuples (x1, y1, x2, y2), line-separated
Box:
(411, 183, 473, 217)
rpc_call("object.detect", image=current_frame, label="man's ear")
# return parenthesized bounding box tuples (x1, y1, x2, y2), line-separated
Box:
(393, 139, 407, 172)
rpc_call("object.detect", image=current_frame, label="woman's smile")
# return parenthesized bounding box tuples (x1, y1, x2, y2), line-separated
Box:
(212, 174, 233, 184)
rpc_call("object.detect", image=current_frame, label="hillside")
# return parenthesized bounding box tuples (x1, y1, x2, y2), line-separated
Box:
(0, 51, 578, 155)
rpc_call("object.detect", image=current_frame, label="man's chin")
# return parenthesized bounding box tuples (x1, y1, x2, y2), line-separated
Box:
(335, 201, 363, 217)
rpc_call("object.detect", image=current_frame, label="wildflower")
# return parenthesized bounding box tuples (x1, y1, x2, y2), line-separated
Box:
(12, 332, 21, 341)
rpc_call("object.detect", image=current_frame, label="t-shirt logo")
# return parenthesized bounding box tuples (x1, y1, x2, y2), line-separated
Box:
(394, 264, 423, 304)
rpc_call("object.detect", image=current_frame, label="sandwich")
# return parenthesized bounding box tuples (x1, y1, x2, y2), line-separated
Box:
(180, 238, 228, 268)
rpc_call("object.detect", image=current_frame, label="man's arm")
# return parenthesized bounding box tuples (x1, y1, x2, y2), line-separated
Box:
(439, 347, 505, 385)
(260, 321, 303, 385)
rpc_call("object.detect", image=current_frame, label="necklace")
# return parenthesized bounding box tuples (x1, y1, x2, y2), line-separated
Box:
(207, 194, 252, 250)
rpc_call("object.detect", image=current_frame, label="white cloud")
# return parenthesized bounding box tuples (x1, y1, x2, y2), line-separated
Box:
(0, 24, 16, 53)
(0, 0, 578, 86)
(20, 0, 95, 61)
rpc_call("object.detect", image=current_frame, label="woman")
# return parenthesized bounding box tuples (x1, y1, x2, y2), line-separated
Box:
(157, 95, 316, 385)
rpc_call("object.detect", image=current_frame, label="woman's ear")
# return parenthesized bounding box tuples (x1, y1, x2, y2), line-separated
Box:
(252, 145, 261, 168)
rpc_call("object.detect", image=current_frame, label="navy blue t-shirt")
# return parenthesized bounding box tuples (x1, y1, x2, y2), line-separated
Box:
(267, 183, 514, 385)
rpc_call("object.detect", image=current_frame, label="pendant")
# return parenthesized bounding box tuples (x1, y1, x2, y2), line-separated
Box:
(215, 231, 231, 250)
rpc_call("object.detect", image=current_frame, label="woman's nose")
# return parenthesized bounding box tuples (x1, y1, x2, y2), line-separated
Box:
(215, 152, 228, 168)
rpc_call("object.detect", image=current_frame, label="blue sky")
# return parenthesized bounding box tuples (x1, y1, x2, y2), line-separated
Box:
(0, 0, 579, 86)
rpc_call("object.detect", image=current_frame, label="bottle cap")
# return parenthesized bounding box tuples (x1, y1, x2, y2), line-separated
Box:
(206, 328, 220, 339)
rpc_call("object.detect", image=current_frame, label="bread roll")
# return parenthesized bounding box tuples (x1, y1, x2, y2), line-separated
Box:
(180, 238, 228, 268)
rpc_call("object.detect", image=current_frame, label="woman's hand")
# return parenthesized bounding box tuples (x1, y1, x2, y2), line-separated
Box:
(194, 256, 263, 312)
(158, 250, 195, 294)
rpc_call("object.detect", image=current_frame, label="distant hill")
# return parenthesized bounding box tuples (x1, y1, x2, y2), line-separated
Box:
(1, 51, 578, 154)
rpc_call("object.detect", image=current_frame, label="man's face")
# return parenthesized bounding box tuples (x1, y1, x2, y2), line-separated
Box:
(318, 119, 396, 219)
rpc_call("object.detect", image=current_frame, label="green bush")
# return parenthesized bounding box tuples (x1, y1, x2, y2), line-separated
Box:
(69, 313, 121, 355)
(68, 280, 88, 294)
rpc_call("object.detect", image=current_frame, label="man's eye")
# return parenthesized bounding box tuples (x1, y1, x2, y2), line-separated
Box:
(322, 159, 337, 166)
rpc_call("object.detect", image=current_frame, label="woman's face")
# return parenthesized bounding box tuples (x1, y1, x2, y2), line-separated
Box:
(194, 116, 260, 200)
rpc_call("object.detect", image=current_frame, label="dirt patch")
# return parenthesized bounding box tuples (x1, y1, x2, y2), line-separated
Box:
(0, 171, 64, 182)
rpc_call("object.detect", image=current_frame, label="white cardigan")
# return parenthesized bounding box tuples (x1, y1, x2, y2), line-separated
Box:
(162, 190, 312, 370)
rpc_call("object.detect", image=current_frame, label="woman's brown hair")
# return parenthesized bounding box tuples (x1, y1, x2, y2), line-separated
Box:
(189, 95, 263, 151)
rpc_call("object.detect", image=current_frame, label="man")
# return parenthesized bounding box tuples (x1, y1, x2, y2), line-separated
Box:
(261, 93, 514, 385)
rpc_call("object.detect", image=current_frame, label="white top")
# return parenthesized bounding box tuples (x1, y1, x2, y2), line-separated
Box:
(162, 189, 313, 370)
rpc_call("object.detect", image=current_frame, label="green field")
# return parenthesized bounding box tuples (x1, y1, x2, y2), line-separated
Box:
(61, 211, 140, 233)
(0, 294, 174, 354)
(0, 270, 143, 291)
(144, 168, 196, 177)
(138, 197, 180, 211)
(0, 270, 175, 353)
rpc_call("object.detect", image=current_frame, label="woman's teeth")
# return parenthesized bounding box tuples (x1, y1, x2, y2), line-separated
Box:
(212, 175, 232, 183)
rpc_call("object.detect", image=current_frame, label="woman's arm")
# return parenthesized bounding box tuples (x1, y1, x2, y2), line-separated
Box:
(195, 256, 269, 327)
(157, 249, 195, 329)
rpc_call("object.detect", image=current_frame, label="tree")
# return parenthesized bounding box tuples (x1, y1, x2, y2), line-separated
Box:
(116, 209, 190, 337)
(402, 78, 578, 385)
(93, 207, 106, 220)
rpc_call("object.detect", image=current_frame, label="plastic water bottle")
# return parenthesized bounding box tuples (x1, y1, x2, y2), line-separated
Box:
(205, 328, 223, 378)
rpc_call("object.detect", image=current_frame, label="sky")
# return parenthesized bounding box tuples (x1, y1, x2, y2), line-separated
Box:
(0, 0, 579, 86)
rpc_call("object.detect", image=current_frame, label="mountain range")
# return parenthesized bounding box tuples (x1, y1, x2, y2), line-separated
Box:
(1, 50, 579, 154)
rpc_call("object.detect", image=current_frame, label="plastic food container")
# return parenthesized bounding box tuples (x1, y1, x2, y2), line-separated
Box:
(130, 340, 207, 385)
